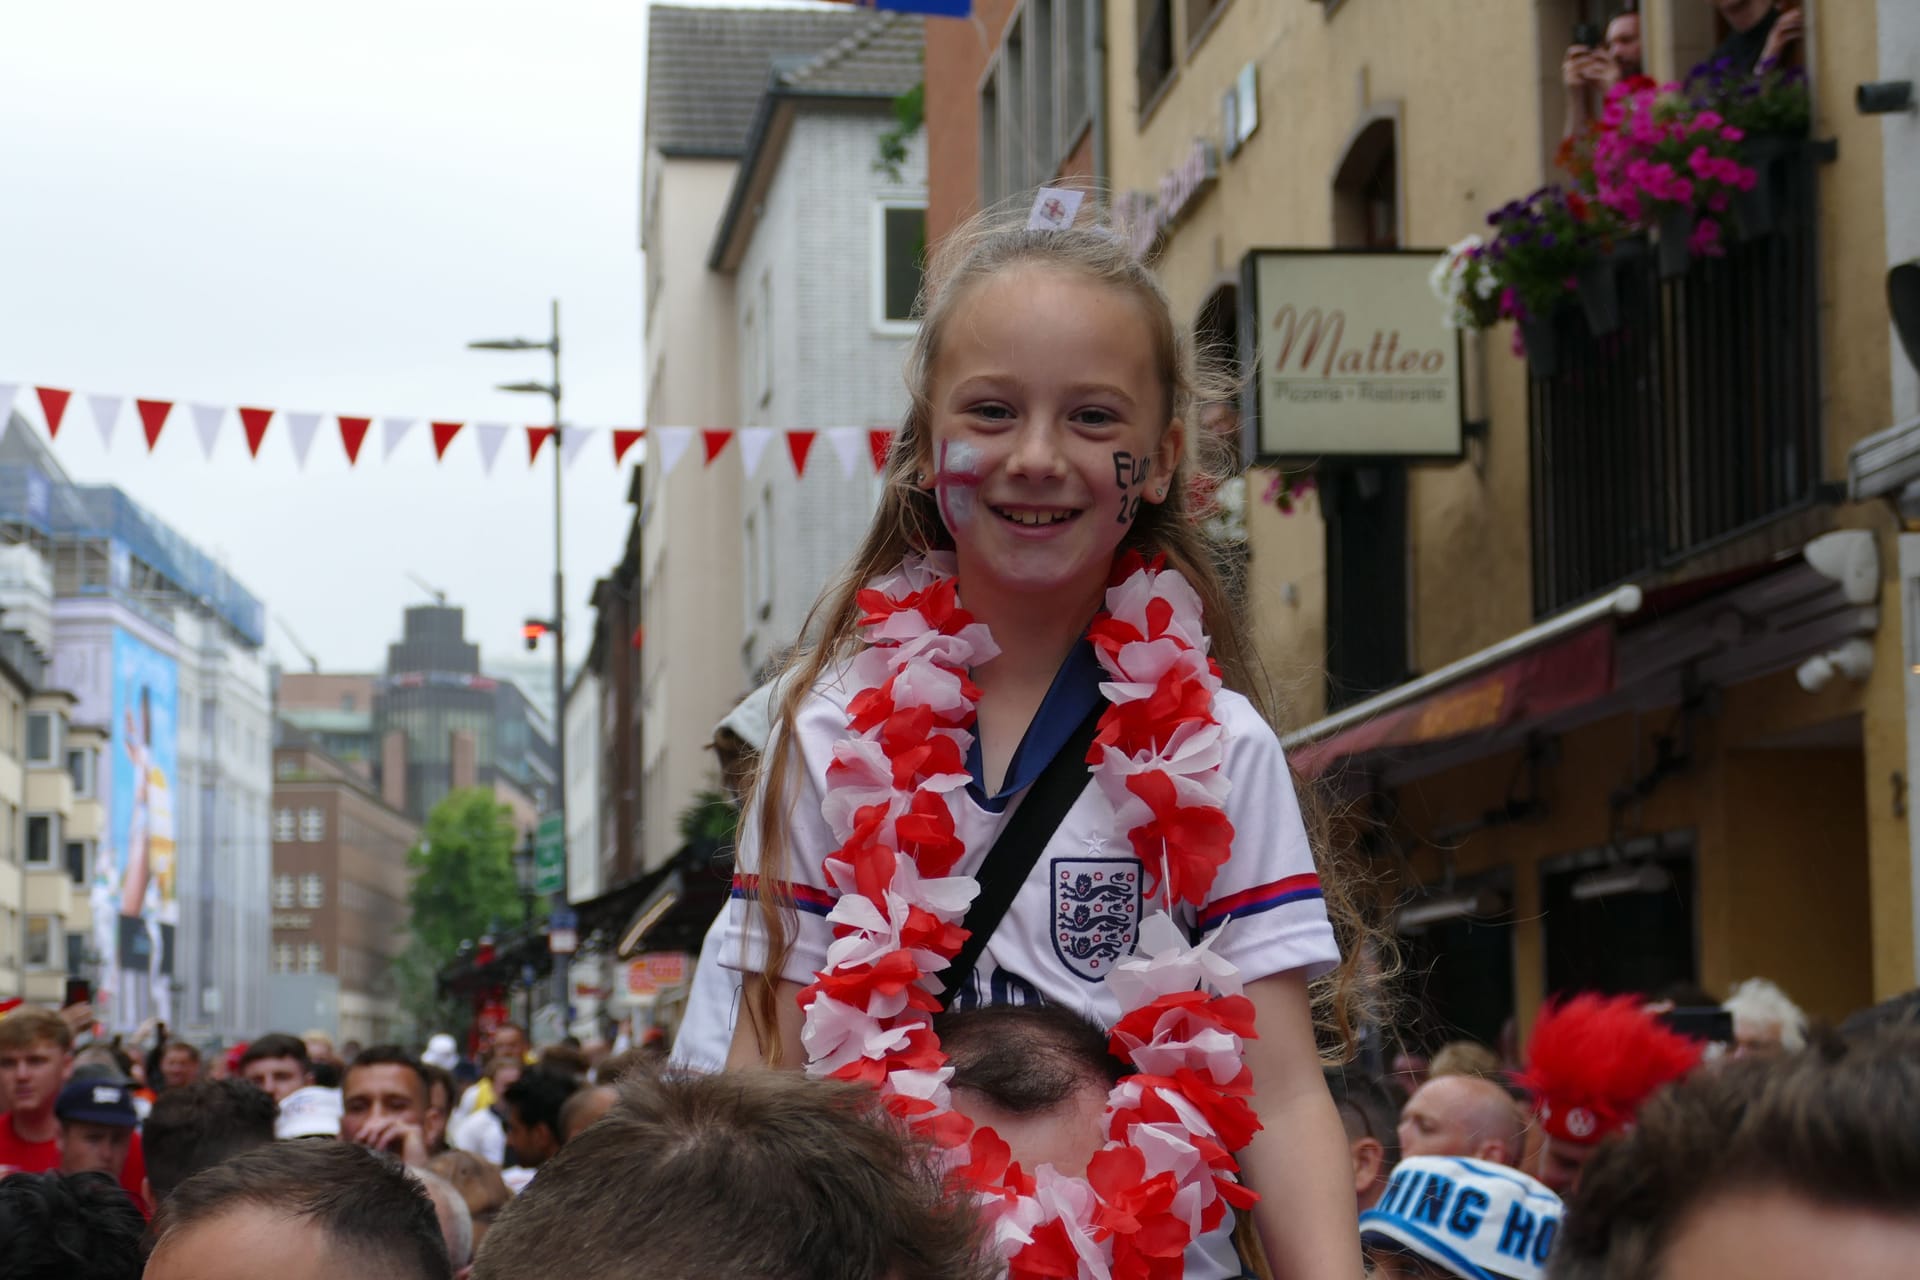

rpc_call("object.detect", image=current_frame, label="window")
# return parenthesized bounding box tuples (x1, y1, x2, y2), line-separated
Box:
(273, 942, 295, 973)
(300, 943, 325, 974)
(299, 807, 325, 842)
(272, 874, 297, 909)
(66, 748, 94, 796)
(876, 203, 927, 328)
(1183, 0, 1228, 50)
(25, 712, 55, 764)
(978, 1, 1096, 205)
(64, 841, 89, 886)
(1136, 0, 1175, 113)
(273, 808, 296, 842)
(300, 873, 325, 909)
(25, 815, 54, 867)
(24, 915, 56, 969)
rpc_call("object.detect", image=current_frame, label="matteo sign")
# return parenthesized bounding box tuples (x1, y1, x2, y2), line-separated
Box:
(1239, 250, 1464, 461)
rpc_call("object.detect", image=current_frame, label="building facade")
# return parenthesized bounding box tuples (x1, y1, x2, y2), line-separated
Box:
(710, 13, 926, 680)
(638, 3, 873, 870)
(268, 743, 417, 1046)
(920, 0, 1907, 1040)
(0, 413, 273, 1040)
(563, 665, 602, 904)
(275, 672, 378, 777)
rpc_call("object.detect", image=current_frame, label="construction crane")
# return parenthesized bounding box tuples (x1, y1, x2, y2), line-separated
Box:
(275, 617, 322, 674)
(406, 572, 450, 607)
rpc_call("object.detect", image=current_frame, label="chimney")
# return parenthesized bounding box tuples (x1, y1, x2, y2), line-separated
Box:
(451, 730, 477, 791)
(382, 731, 408, 812)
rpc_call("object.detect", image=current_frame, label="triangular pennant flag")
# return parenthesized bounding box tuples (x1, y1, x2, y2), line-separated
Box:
(786, 429, 817, 477)
(238, 406, 274, 457)
(0, 383, 17, 428)
(527, 426, 555, 462)
(36, 387, 71, 437)
(431, 421, 464, 459)
(736, 428, 774, 477)
(867, 428, 894, 474)
(612, 428, 645, 464)
(475, 423, 509, 474)
(338, 416, 372, 465)
(561, 426, 596, 469)
(701, 430, 733, 466)
(285, 412, 323, 468)
(826, 427, 866, 478)
(381, 417, 415, 460)
(653, 427, 694, 477)
(89, 395, 122, 446)
(134, 398, 173, 452)
(190, 404, 225, 458)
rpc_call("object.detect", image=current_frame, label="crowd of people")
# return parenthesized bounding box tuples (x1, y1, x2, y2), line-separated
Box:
(1, 978, 1916, 1278)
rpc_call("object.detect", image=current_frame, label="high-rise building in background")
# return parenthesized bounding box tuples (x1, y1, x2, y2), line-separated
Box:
(370, 603, 556, 830)
(0, 413, 272, 1040)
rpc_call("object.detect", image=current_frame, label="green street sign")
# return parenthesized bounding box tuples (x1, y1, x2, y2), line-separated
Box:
(534, 813, 565, 897)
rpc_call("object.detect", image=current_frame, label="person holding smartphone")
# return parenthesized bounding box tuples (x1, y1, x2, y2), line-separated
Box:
(1564, 10, 1644, 137)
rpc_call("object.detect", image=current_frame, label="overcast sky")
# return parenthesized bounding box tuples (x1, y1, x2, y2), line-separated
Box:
(0, 0, 840, 696)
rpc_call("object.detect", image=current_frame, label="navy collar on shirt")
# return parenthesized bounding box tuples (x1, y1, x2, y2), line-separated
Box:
(964, 638, 1105, 813)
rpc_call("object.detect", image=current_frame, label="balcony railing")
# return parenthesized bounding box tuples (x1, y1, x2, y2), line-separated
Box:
(1528, 146, 1823, 617)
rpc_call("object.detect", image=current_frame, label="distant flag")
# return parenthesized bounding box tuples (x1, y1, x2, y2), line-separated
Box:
(285, 412, 323, 468)
(190, 404, 225, 458)
(36, 387, 71, 437)
(380, 416, 416, 460)
(89, 395, 122, 447)
(475, 423, 509, 474)
(338, 415, 373, 465)
(736, 427, 773, 477)
(612, 428, 645, 465)
(431, 421, 465, 459)
(135, 398, 174, 452)
(826, 426, 866, 478)
(238, 406, 274, 457)
(701, 430, 733, 466)
(0, 383, 17, 431)
(652, 427, 694, 477)
(867, 428, 894, 474)
(561, 426, 596, 469)
(527, 426, 555, 462)
(786, 429, 817, 478)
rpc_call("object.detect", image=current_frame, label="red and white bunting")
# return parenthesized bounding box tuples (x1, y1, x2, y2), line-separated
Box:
(561, 425, 596, 469)
(36, 387, 72, 437)
(786, 429, 816, 477)
(285, 412, 323, 468)
(338, 416, 372, 465)
(701, 429, 732, 466)
(527, 425, 555, 462)
(612, 428, 644, 465)
(190, 404, 225, 458)
(239, 406, 274, 458)
(736, 427, 774, 477)
(135, 398, 173, 452)
(652, 427, 694, 477)
(0, 383, 18, 432)
(825, 426, 866, 479)
(89, 395, 122, 447)
(867, 428, 893, 475)
(474, 422, 509, 474)
(381, 417, 415, 461)
(430, 421, 464, 460)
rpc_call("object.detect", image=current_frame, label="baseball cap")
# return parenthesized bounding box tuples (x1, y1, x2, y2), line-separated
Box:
(276, 1084, 344, 1139)
(422, 1034, 460, 1072)
(55, 1079, 139, 1128)
(1360, 1156, 1564, 1280)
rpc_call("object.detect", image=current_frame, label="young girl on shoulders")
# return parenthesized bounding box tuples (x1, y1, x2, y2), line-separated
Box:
(721, 201, 1375, 1280)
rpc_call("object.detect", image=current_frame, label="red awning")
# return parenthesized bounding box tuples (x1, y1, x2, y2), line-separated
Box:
(1289, 623, 1617, 778)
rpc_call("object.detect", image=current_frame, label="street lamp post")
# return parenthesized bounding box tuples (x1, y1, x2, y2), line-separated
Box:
(470, 300, 571, 1029)
(512, 832, 537, 1031)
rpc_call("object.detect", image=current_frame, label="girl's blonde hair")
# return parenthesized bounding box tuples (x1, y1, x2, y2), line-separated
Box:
(743, 196, 1382, 1063)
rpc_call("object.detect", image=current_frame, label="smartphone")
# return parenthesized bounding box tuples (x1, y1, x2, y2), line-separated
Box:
(1660, 1006, 1735, 1043)
(63, 977, 93, 1008)
(1572, 21, 1603, 48)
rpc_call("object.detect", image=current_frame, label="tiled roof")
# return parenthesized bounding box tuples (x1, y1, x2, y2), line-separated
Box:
(645, 4, 867, 157)
(779, 13, 923, 97)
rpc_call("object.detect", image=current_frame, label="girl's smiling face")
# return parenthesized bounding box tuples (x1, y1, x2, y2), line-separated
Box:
(924, 263, 1184, 612)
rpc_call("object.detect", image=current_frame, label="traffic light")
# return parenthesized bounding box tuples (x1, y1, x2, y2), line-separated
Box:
(523, 619, 549, 651)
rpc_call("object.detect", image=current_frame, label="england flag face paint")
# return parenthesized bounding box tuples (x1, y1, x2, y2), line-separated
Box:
(934, 439, 984, 536)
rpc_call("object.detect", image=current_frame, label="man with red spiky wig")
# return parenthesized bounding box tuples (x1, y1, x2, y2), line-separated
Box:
(1514, 993, 1703, 1195)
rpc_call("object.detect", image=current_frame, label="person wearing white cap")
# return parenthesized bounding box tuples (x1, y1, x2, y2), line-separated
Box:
(1361, 1155, 1565, 1280)
(421, 1033, 461, 1073)
(275, 1083, 344, 1139)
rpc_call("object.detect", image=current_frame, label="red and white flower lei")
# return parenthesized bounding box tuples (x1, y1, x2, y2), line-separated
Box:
(797, 550, 1260, 1280)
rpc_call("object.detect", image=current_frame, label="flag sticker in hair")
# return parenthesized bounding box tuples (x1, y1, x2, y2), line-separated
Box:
(1027, 186, 1085, 232)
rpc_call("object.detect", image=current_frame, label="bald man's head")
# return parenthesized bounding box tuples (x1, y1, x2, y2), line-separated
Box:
(1396, 1073, 1527, 1167)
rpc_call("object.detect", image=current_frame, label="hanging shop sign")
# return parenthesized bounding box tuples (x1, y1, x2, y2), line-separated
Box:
(1238, 249, 1465, 462)
(625, 951, 689, 998)
(1221, 62, 1259, 158)
(1116, 138, 1221, 260)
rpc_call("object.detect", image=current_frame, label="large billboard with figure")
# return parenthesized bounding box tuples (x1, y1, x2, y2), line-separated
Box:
(96, 629, 180, 1028)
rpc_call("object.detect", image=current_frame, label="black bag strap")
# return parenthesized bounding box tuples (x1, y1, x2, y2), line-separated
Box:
(938, 702, 1107, 1011)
